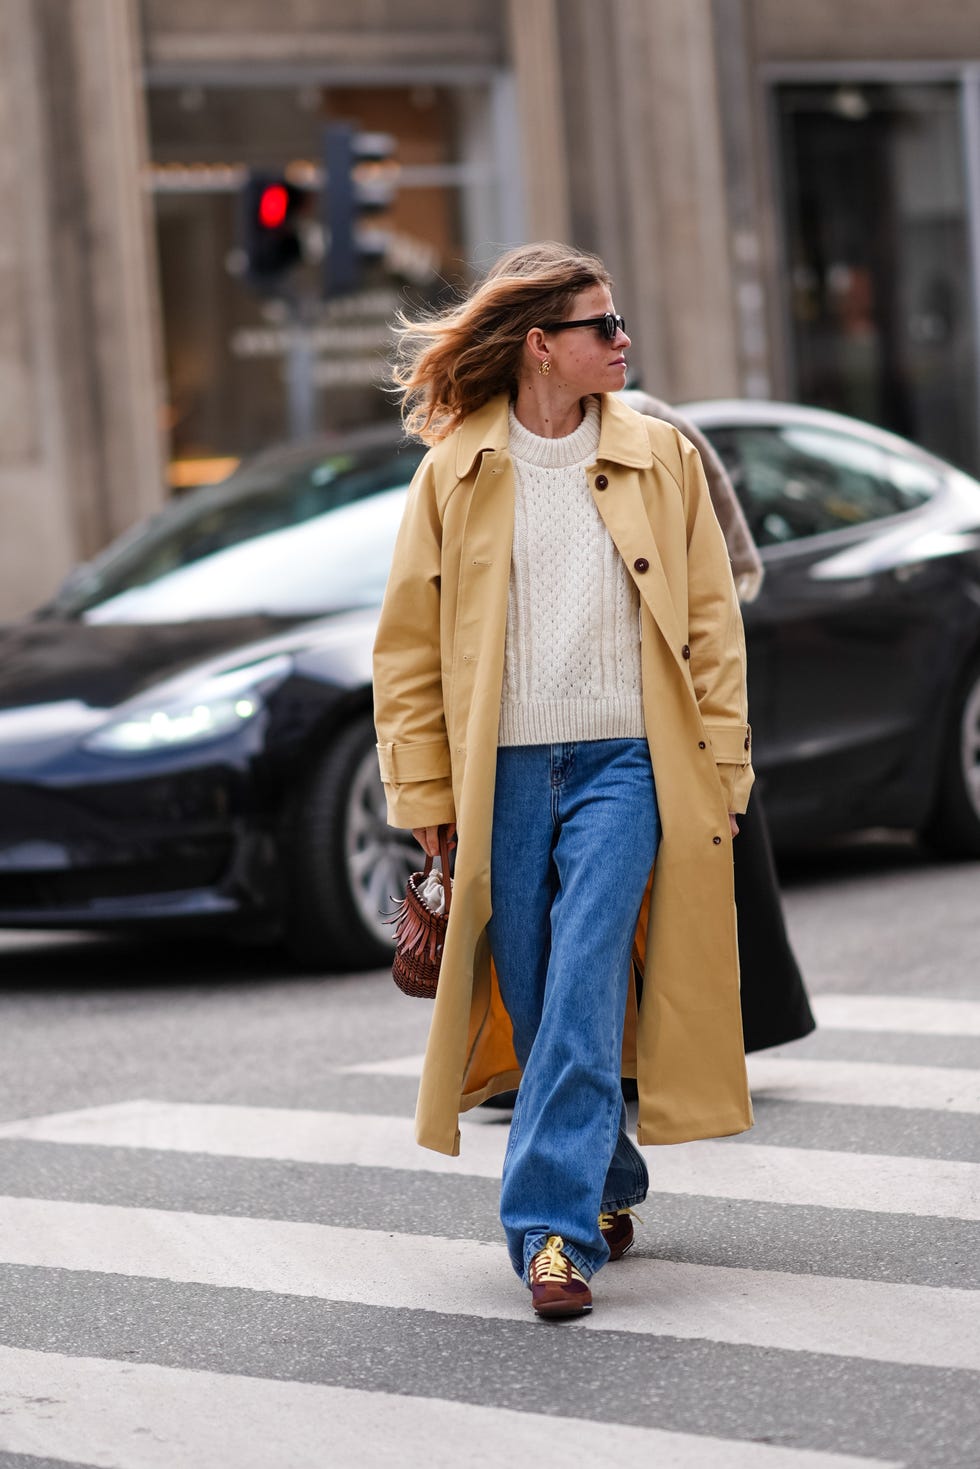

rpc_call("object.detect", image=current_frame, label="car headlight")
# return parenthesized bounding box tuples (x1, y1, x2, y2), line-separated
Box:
(85, 655, 292, 756)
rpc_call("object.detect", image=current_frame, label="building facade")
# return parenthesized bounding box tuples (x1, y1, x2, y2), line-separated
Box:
(3, 0, 980, 615)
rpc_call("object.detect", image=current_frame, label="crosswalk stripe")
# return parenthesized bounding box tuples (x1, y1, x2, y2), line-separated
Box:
(2, 1099, 976, 1220)
(747, 1057, 980, 1112)
(343, 1051, 980, 1114)
(0, 1196, 975, 1370)
(811, 994, 980, 1036)
(342, 1051, 426, 1075)
(0, 1345, 902, 1469)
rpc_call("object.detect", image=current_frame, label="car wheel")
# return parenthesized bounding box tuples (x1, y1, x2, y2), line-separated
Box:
(925, 655, 980, 858)
(282, 714, 421, 970)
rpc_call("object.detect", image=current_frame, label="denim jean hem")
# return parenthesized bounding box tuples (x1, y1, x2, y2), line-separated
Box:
(600, 1186, 647, 1213)
(521, 1230, 600, 1284)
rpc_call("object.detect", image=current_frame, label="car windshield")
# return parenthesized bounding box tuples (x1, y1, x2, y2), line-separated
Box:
(47, 443, 425, 624)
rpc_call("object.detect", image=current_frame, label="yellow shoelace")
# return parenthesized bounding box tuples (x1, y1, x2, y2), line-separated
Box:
(598, 1207, 643, 1232)
(531, 1235, 587, 1284)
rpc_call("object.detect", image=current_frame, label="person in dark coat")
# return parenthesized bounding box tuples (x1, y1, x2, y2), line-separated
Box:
(620, 390, 815, 1052)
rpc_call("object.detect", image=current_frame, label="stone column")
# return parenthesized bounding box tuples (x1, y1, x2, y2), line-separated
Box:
(0, 0, 165, 619)
(711, 0, 777, 399)
(505, 0, 572, 242)
(558, 0, 741, 401)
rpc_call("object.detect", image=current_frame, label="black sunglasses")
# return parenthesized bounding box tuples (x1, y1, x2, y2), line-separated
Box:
(541, 312, 626, 342)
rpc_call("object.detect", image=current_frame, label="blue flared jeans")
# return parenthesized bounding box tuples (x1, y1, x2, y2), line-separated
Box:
(486, 739, 661, 1283)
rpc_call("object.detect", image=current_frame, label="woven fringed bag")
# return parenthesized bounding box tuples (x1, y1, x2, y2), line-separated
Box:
(386, 825, 453, 998)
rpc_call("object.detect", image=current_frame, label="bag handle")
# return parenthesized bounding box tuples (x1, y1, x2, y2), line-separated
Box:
(420, 825, 453, 918)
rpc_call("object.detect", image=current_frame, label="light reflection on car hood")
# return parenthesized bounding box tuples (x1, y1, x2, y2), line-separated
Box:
(0, 700, 105, 744)
(0, 607, 379, 724)
(808, 474, 980, 580)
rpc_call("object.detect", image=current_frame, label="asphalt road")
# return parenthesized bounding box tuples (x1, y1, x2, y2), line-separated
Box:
(0, 840, 977, 1469)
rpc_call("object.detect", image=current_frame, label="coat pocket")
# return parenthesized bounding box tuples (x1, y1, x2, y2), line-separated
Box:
(701, 722, 752, 767)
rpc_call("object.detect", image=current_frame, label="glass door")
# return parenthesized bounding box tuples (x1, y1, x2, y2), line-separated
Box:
(775, 81, 978, 473)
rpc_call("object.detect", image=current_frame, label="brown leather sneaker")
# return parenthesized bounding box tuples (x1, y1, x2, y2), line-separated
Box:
(599, 1208, 639, 1261)
(528, 1236, 593, 1318)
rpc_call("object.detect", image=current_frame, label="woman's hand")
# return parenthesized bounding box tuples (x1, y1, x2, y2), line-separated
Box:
(729, 812, 739, 838)
(412, 823, 457, 857)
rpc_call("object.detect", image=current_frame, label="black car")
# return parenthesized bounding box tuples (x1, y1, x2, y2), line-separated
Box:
(1, 402, 978, 968)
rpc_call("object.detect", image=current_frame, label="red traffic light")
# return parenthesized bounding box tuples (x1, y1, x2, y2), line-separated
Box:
(258, 183, 290, 230)
(239, 173, 307, 290)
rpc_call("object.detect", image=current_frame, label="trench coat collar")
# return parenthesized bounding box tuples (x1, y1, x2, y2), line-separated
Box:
(454, 392, 655, 478)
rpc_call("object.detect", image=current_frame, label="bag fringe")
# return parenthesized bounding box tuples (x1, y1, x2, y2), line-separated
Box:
(384, 885, 446, 965)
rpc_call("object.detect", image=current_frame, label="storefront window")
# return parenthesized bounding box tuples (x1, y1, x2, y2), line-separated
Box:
(776, 82, 978, 472)
(145, 83, 486, 484)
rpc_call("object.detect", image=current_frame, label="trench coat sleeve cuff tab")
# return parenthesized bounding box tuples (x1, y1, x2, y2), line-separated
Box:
(376, 739, 452, 784)
(383, 777, 456, 832)
(718, 760, 755, 815)
(702, 723, 752, 766)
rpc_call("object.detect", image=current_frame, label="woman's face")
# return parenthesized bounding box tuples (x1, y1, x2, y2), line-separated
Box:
(541, 283, 631, 396)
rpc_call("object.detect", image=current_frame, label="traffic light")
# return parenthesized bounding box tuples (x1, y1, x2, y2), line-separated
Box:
(240, 173, 307, 290)
(323, 124, 397, 298)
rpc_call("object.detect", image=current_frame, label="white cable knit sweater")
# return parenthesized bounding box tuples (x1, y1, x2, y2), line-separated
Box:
(498, 398, 645, 746)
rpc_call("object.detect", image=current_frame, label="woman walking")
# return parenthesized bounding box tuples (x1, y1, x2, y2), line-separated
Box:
(373, 242, 754, 1319)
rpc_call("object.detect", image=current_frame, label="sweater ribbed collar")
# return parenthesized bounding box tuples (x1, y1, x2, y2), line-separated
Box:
(507, 396, 601, 469)
(454, 392, 655, 477)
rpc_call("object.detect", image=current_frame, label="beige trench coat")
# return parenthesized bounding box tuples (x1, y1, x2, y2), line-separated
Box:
(373, 392, 755, 1156)
(619, 389, 764, 603)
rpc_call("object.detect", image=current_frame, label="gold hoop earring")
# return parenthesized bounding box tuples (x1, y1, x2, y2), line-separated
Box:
(538, 359, 551, 376)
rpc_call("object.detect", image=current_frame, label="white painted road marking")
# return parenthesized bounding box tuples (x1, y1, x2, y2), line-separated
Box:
(0, 1195, 976, 1370)
(2, 1099, 977, 1219)
(343, 996, 980, 1073)
(343, 1050, 980, 1113)
(746, 1057, 980, 1112)
(342, 1051, 427, 1075)
(811, 994, 980, 1037)
(0, 1345, 903, 1469)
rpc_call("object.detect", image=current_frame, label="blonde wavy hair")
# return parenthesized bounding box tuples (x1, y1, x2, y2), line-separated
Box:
(391, 241, 613, 444)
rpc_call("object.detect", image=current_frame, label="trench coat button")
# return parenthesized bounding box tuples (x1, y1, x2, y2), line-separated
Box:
(595, 474, 608, 490)
(698, 741, 706, 750)
(682, 644, 691, 659)
(744, 736, 751, 750)
(633, 557, 649, 573)
(713, 835, 722, 845)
